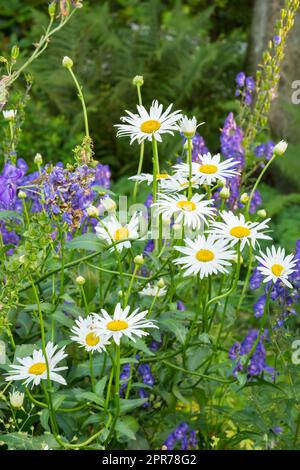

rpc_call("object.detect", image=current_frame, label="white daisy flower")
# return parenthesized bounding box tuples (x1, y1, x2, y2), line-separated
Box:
(139, 284, 167, 297)
(159, 175, 201, 193)
(3, 109, 17, 121)
(152, 193, 215, 230)
(5, 342, 68, 388)
(128, 172, 171, 186)
(178, 115, 204, 138)
(174, 234, 236, 278)
(94, 303, 158, 345)
(70, 315, 111, 353)
(95, 214, 139, 252)
(173, 153, 239, 185)
(115, 100, 182, 144)
(209, 211, 272, 250)
(256, 246, 296, 288)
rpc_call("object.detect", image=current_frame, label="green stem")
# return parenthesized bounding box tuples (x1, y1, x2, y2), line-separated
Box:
(89, 352, 95, 392)
(67, 66, 90, 138)
(246, 152, 277, 215)
(105, 344, 121, 444)
(133, 143, 144, 203)
(81, 285, 89, 315)
(237, 244, 253, 312)
(187, 137, 193, 200)
(124, 264, 138, 307)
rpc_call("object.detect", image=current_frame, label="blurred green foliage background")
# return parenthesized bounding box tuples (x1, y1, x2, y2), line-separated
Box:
(0, 0, 252, 174)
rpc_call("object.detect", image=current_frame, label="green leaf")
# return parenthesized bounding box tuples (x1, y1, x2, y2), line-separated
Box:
(95, 376, 107, 397)
(115, 416, 139, 441)
(14, 344, 36, 361)
(119, 398, 147, 413)
(76, 391, 104, 406)
(0, 210, 24, 224)
(133, 338, 154, 356)
(0, 432, 59, 450)
(40, 409, 50, 432)
(159, 318, 187, 343)
(65, 233, 104, 252)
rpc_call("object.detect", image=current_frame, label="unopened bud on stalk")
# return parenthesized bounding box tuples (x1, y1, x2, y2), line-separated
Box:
(11, 46, 19, 60)
(9, 390, 24, 409)
(157, 278, 165, 289)
(134, 254, 144, 266)
(257, 209, 267, 218)
(3, 109, 16, 121)
(220, 186, 230, 200)
(273, 140, 288, 155)
(132, 75, 144, 87)
(48, 1, 56, 18)
(34, 153, 43, 165)
(18, 190, 26, 199)
(240, 193, 249, 204)
(75, 275, 86, 286)
(62, 56, 73, 69)
(86, 205, 99, 217)
(217, 179, 225, 188)
(102, 197, 117, 213)
(118, 290, 123, 298)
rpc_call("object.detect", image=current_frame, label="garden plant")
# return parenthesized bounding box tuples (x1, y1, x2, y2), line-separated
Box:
(0, 0, 300, 452)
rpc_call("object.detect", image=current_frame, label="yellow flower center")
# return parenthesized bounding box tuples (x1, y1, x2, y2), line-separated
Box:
(199, 164, 218, 174)
(140, 120, 161, 134)
(106, 320, 129, 331)
(85, 332, 100, 347)
(157, 173, 169, 179)
(271, 264, 284, 277)
(196, 249, 215, 262)
(29, 362, 47, 375)
(114, 227, 129, 241)
(230, 226, 251, 238)
(176, 200, 196, 212)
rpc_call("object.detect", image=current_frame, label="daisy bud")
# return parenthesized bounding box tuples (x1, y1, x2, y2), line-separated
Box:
(217, 179, 225, 187)
(3, 109, 16, 121)
(240, 193, 249, 204)
(179, 116, 198, 138)
(220, 186, 230, 200)
(257, 209, 267, 218)
(86, 205, 99, 217)
(62, 56, 73, 69)
(134, 254, 144, 266)
(18, 190, 26, 199)
(157, 278, 165, 289)
(75, 275, 86, 286)
(118, 290, 123, 298)
(48, 1, 56, 18)
(102, 197, 117, 213)
(273, 140, 288, 155)
(132, 75, 144, 87)
(9, 390, 24, 409)
(34, 153, 43, 165)
(11, 46, 19, 60)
